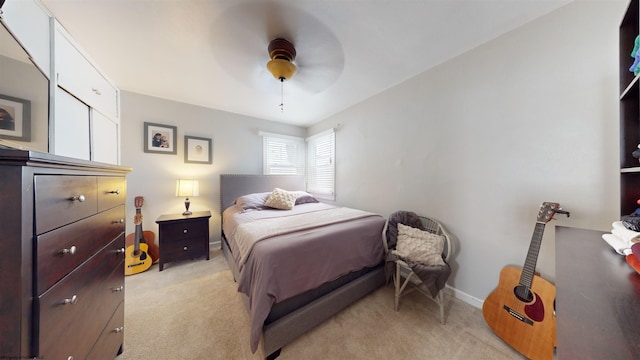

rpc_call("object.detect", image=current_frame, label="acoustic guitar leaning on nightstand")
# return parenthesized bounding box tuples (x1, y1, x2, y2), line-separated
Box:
(482, 202, 569, 360)
(124, 197, 153, 275)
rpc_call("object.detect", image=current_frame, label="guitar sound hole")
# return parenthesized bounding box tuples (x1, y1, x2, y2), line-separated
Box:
(514, 285, 533, 302)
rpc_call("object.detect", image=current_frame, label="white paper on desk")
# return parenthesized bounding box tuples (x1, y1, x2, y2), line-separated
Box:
(602, 233, 630, 255)
(612, 221, 640, 244)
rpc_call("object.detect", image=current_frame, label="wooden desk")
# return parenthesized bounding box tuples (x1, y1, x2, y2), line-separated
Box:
(555, 226, 640, 359)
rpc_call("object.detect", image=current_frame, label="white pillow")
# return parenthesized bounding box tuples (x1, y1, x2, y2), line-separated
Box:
(264, 188, 297, 210)
(395, 223, 445, 266)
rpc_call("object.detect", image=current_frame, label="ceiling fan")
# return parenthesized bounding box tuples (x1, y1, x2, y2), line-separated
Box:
(209, 2, 345, 96)
(266, 37, 297, 82)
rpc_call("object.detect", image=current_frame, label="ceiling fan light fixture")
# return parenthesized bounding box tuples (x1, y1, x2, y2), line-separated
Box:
(266, 58, 297, 81)
(266, 38, 297, 81)
(266, 38, 298, 112)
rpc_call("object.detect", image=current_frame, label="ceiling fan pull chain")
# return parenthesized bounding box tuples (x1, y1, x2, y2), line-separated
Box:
(280, 78, 285, 112)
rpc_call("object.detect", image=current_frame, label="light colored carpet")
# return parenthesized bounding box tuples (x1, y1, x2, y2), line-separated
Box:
(116, 249, 524, 359)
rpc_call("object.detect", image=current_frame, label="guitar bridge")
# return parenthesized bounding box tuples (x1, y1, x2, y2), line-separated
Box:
(503, 305, 534, 325)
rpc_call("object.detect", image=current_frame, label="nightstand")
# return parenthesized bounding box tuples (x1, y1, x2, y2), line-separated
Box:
(155, 210, 211, 271)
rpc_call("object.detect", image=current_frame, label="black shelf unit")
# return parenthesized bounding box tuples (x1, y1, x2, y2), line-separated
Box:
(620, 0, 640, 215)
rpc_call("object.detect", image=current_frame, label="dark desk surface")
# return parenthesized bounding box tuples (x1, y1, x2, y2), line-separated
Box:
(555, 226, 640, 359)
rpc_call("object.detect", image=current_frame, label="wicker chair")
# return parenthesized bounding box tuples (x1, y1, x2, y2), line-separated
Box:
(383, 211, 453, 324)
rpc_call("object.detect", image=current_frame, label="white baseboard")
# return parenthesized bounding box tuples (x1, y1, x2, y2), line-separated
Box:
(445, 285, 484, 309)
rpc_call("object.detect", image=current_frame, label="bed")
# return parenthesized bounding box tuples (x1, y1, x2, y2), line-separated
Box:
(219, 174, 386, 359)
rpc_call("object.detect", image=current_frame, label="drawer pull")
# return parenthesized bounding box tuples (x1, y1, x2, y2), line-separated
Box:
(183, 229, 188, 234)
(92, 87, 102, 95)
(112, 218, 125, 224)
(67, 356, 74, 360)
(63, 295, 78, 305)
(183, 246, 188, 251)
(114, 326, 124, 333)
(112, 286, 124, 292)
(116, 247, 125, 255)
(61, 245, 77, 255)
(108, 189, 121, 195)
(70, 194, 86, 202)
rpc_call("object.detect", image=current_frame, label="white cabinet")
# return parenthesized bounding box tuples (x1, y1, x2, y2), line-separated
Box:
(53, 88, 90, 161)
(1, 0, 51, 78)
(2, 1, 121, 165)
(50, 20, 120, 164)
(54, 24, 119, 120)
(91, 110, 119, 164)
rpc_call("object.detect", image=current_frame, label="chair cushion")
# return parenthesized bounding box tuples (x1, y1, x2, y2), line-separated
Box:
(264, 188, 297, 210)
(395, 223, 445, 266)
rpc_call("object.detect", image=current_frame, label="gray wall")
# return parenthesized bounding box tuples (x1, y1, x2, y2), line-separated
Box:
(120, 91, 306, 247)
(120, 0, 627, 307)
(309, 0, 626, 306)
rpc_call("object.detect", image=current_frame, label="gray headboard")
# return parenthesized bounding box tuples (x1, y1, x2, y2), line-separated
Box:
(219, 174, 306, 213)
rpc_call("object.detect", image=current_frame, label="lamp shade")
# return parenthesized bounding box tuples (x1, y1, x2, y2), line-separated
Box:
(176, 179, 199, 197)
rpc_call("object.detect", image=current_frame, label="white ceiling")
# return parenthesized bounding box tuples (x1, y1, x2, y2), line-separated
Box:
(40, 0, 572, 127)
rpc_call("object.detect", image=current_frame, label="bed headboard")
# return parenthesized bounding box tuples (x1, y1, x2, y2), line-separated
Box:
(219, 174, 306, 213)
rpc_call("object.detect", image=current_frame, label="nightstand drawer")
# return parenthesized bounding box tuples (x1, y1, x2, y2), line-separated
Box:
(162, 238, 208, 262)
(161, 220, 208, 240)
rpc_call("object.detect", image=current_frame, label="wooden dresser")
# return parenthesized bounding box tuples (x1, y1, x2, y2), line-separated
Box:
(0, 148, 131, 359)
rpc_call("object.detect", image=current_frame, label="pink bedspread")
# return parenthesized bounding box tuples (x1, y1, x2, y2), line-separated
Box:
(222, 203, 385, 353)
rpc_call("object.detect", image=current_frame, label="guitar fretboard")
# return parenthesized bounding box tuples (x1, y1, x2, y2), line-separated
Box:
(519, 222, 546, 289)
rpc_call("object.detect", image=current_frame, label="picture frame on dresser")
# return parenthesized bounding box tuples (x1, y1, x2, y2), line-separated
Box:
(0, 94, 30, 141)
(143, 122, 177, 154)
(184, 135, 212, 164)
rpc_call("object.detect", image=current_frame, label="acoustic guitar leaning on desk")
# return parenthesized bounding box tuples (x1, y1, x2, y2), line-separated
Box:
(482, 202, 569, 360)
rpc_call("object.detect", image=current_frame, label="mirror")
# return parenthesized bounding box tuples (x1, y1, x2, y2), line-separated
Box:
(0, 19, 49, 152)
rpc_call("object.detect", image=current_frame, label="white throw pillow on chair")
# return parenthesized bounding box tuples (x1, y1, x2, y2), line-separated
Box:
(395, 223, 445, 266)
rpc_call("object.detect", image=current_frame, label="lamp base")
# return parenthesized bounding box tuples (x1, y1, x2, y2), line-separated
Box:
(183, 197, 192, 216)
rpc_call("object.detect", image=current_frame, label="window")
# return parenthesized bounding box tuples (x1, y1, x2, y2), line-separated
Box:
(261, 131, 305, 175)
(306, 129, 335, 200)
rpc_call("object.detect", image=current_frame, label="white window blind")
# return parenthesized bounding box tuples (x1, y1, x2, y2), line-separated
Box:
(306, 129, 335, 200)
(261, 132, 305, 175)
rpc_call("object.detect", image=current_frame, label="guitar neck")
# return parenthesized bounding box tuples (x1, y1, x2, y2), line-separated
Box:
(134, 208, 142, 251)
(520, 222, 546, 288)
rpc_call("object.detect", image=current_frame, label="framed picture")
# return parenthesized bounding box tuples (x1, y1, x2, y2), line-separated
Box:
(184, 135, 212, 164)
(0, 94, 31, 141)
(144, 122, 177, 154)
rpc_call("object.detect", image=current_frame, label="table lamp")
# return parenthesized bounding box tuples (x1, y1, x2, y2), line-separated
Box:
(176, 179, 199, 215)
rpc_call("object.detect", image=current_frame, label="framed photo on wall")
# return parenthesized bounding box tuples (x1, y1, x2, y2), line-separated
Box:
(184, 135, 212, 164)
(144, 122, 177, 154)
(0, 94, 31, 141)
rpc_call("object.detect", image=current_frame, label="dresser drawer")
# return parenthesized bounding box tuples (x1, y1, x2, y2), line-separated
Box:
(36, 206, 125, 294)
(86, 301, 124, 359)
(161, 219, 208, 241)
(97, 176, 126, 211)
(35, 236, 124, 359)
(34, 175, 97, 234)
